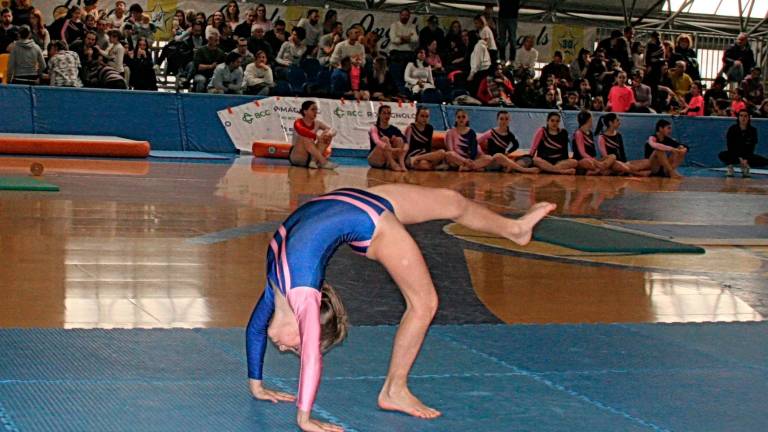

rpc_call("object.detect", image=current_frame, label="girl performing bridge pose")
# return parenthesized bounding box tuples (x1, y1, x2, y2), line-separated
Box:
(246, 184, 555, 431)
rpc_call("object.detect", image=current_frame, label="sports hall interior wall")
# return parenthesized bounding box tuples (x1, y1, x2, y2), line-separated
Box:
(1, 85, 765, 166)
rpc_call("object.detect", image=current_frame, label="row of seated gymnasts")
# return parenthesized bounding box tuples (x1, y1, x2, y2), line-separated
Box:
(286, 100, 755, 179)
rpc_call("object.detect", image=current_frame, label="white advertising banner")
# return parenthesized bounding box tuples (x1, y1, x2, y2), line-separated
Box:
(29, 1, 595, 63)
(218, 97, 416, 152)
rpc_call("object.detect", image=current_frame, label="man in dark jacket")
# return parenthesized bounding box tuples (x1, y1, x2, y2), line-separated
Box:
(721, 33, 755, 84)
(0, 8, 19, 53)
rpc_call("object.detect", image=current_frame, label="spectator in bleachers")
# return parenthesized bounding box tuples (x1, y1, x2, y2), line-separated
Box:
(100, 29, 124, 77)
(126, 36, 157, 90)
(405, 48, 435, 96)
(173, 10, 188, 32)
(630, 41, 644, 73)
(61, 7, 85, 45)
(562, 91, 579, 110)
(590, 95, 605, 111)
(645, 31, 664, 86)
(477, 63, 513, 106)
(513, 35, 537, 80)
(82, 0, 100, 21)
(538, 87, 559, 110)
(367, 56, 399, 101)
(274, 26, 306, 77)
(530, 112, 578, 174)
(704, 76, 729, 116)
(445, 20, 463, 52)
(585, 48, 608, 96)
(729, 89, 746, 116)
(720, 110, 767, 177)
(569, 48, 590, 82)
(369, 105, 408, 171)
(425, 40, 444, 74)
(234, 8, 255, 39)
(94, 18, 108, 49)
(514, 78, 538, 108)
(539, 50, 571, 88)
(419, 15, 444, 52)
(194, 12, 206, 26)
(120, 23, 136, 51)
(47, 40, 82, 87)
(322, 9, 337, 35)
(75, 31, 100, 79)
(473, 14, 497, 64)
(468, 37, 491, 96)
(265, 19, 289, 59)
(758, 99, 768, 118)
(721, 33, 755, 84)
(388, 8, 417, 64)
(219, 25, 236, 52)
(84, 13, 97, 34)
(232, 37, 254, 68)
(330, 56, 354, 99)
(669, 60, 692, 98)
(209, 51, 243, 94)
(224, 1, 239, 31)
(124, 3, 143, 31)
(192, 28, 225, 92)
(317, 21, 342, 66)
(541, 74, 562, 105)
(630, 70, 653, 113)
(682, 82, 704, 117)
(670, 33, 699, 81)
(576, 79, 592, 110)
(11, 0, 33, 27)
(330, 25, 364, 68)
(110, 0, 126, 29)
(252, 4, 272, 33)
(206, 11, 225, 39)
(28, 10, 49, 53)
(298, 9, 321, 57)
(482, 5, 498, 42)
(606, 71, 635, 113)
(363, 31, 381, 67)
(444, 32, 468, 74)
(497, 0, 520, 62)
(741, 67, 764, 112)
(611, 28, 632, 73)
(7, 25, 45, 84)
(244, 50, 273, 95)
(247, 26, 272, 63)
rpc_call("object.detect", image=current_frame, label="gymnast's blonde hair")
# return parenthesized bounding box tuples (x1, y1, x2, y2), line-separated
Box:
(319, 282, 349, 352)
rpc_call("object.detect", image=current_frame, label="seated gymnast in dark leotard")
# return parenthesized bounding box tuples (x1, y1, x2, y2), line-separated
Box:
(404, 107, 448, 170)
(529, 112, 579, 175)
(645, 119, 688, 178)
(595, 113, 652, 176)
(246, 184, 556, 432)
(368, 105, 408, 171)
(571, 111, 616, 175)
(444, 109, 494, 171)
(477, 111, 540, 174)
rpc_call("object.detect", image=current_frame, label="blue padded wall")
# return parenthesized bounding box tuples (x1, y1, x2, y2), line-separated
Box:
(179, 93, 258, 153)
(32, 86, 182, 150)
(0, 85, 34, 133)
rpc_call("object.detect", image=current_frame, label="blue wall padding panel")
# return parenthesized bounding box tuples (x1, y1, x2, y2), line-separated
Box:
(1, 84, 767, 165)
(32, 86, 182, 150)
(179, 93, 258, 152)
(0, 85, 33, 133)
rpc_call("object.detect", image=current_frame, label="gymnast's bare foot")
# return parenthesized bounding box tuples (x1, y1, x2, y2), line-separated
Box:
(378, 385, 441, 419)
(507, 202, 557, 245)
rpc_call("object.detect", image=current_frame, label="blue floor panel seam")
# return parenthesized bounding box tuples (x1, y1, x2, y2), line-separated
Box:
(191, 329, 359, 432)
(434, 332, 671, 432)
(0, 400, 19, 432)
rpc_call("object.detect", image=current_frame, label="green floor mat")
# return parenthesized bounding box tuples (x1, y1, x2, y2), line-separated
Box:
(533, 218, 705, 254)
(0, 176, 60, 191)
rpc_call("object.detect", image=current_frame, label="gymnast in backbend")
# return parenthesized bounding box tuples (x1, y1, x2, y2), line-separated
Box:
(246, 184, 555, 432)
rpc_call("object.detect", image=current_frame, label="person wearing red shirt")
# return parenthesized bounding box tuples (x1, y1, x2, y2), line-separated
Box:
(683, 82, 704, 117)
(606, 71, 635, 112)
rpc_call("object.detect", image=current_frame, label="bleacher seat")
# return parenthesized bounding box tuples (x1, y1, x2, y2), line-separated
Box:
(271, 80, 293, 96)
(420, 88, 443, 104)
(287, 67, 308, 96)
(300, 58, 323, 84)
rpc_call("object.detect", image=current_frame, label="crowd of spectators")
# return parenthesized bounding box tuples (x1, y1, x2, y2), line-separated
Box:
(0, 0, 766, 118)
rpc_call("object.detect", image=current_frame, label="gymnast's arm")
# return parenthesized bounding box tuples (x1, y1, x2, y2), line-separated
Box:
(246, 285, 295, 403)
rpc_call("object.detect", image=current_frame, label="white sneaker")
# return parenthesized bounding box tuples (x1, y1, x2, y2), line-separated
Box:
(726, 165, 734, 177)
(308, 160, 318, 169)
(742, 165, 751, 178)
(319, 161, 338, 170)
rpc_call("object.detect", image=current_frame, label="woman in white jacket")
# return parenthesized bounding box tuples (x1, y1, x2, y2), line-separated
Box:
(404, 48, 435, 95)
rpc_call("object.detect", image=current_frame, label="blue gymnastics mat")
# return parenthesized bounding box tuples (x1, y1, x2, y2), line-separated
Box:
(149, 150, 232, 160)
(1, 323, 766, 432)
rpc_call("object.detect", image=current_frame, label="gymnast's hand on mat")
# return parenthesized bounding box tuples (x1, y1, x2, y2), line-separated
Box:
(249, 379, 296, 403)
(297, 410, 344, 432)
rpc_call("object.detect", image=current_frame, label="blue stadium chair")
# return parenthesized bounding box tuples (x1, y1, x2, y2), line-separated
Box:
(300, 58, 323, 84)
(419, 88, 443, 104)
(388, 62, 407, 93)
(434, 73, 450, 93)
(287, 67, 308, 96)
(271, 80, 293, 96)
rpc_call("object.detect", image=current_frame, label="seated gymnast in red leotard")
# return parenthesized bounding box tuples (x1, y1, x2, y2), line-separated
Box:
(290, 101, 338, 170)
(246, 184, 556, 431)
